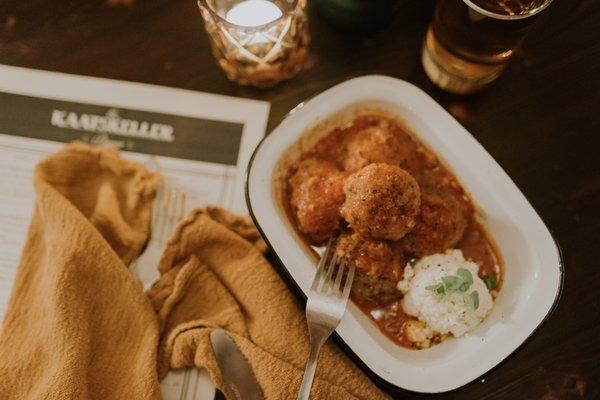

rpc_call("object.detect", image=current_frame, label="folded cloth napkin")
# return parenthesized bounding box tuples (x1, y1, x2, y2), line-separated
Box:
(0, 143, 389, 400)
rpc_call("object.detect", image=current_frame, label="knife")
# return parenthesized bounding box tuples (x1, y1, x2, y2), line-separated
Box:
(210, 329, 264, 400)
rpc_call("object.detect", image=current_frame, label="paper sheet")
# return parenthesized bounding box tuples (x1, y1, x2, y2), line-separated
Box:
(0, 65, 269, 399)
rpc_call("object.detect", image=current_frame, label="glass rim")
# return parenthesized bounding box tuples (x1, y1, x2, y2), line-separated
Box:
(462, 0, 553, 20)
(197, 0, 299, 31)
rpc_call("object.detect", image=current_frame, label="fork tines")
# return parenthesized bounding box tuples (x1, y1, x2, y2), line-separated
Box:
(130, 185, 186, 282)
(152, 185, 187, 244)
(311, 241, 355, 300)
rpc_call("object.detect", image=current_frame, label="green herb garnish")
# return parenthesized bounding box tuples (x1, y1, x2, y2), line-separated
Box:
(456, 268, 473, 292)
(427, 269, 481, 310)
(428, 268, 474, 296)
(483, 275, 497, 291)
(441, 275, 460, 290)
(426, 282, 446, 295)
(468, 291, 480, 310)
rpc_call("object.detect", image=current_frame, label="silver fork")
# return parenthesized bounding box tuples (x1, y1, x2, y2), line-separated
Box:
(296, 240, 356, 400)
(151, 185, 187, 245)
(130, 185, 187, 287)
(146, 187, 200, 400)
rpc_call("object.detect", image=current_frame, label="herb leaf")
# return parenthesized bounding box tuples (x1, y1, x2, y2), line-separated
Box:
(426, 283, 446, 295)
(441, 275, 460, 290)
(483, 275, 497, 291)
(457, 268, 473, 285)
(428, 268, 475, 297)
(458, 282, 470, 292)
(468, 291, 480, 310)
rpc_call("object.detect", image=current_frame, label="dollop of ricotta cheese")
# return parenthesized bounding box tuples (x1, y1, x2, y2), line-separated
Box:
(398, 250, 493, 337)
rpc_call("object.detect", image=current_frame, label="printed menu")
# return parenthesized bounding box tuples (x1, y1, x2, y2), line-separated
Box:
(0, 64, 270, 400)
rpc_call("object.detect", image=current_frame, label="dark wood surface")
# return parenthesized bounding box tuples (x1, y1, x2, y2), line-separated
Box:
(1, 0, 599, 398)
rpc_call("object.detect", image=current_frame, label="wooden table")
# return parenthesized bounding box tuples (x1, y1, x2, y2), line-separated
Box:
(1, 0, 599, 398)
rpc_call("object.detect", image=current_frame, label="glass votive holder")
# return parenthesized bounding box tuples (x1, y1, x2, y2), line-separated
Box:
(197, 0, 310, 88)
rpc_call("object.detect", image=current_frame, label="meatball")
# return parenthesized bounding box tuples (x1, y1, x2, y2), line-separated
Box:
(402, 189, 468, 256)
(340, 121, 410, 173)
(289, 159, 346, 245)
(340, 119, 418, 172)
(340, 163, 421, 240)
(289, 158, 340, 186)
(335, 233, 405, 305)
(308, 128, 347, 161)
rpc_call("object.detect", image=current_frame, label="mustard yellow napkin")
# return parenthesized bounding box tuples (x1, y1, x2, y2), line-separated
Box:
(0, 143, 389, 400)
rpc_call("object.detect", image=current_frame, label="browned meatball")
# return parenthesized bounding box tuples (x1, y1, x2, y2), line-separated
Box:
(308, 127, 347, 161)
(289, 158, 340, 186)
(340, 121, 409, 173)
(289, 159, 345, 245)
(335, 233, 405, 305)
(402, 189, 468, 256)
(340, 163, 421, 240)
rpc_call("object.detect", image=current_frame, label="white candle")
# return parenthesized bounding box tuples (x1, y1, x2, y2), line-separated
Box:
(225, 0, 283, 27)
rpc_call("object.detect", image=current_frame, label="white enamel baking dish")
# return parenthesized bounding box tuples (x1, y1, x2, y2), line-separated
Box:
(245, 75, 563, 393)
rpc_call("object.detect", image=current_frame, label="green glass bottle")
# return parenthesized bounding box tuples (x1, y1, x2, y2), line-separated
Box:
(313, 0, 401, 32)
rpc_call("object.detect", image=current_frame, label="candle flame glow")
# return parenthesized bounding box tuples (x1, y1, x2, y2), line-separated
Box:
(225, 0, 283, 27)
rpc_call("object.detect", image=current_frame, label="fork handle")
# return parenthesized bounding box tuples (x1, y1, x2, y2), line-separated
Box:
(296, 335, 327, 400)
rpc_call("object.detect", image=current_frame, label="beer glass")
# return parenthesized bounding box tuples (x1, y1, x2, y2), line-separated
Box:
(422, 0, 553, 94)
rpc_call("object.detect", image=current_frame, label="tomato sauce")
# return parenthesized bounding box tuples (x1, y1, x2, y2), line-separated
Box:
(281, 113, 503, 348)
